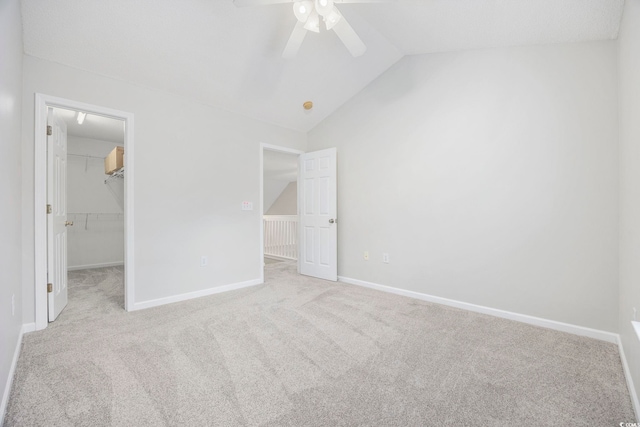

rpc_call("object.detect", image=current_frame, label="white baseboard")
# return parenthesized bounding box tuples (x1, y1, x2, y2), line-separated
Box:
(68, 262, 124, 271)
(1, 324, 33, 427)
(132, 278, 263, 311)
(618, 336, 640, 421)
(633, 321, 640, 342)
(338, 276, 618, 344)
(21, 323, 35, 334)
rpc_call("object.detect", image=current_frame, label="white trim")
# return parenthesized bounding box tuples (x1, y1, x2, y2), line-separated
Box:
(67, 262, 124, 271)
(34, 95, 47, 332)
(338, 276, 618, 344)
(618, 336, 640, 421)
(34, 93, 135, 331)
(633, 321, 640, 342)
(21, 323, 36, 334)
(264, 254, 296, 262)
(263, 215, 298, 220)
(1, 324, 33, 426)
(259, 143, 304, 284)
(131, 278, 263, 311)
(261, 143, 305, 156)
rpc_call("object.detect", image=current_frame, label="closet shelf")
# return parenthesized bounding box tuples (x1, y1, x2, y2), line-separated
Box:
(104, 167, 124, 184)
(67, 212, 123, 231)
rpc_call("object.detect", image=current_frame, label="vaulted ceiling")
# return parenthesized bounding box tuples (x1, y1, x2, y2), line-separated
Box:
(264, 150, 298, 182)
(21, 0, 624, 132)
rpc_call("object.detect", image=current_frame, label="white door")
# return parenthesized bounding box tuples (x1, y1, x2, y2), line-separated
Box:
(47, 108, 69, 321)
(299, 148, 337, 281)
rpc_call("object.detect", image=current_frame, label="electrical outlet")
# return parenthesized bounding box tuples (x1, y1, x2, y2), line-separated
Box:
(383, 253, 390, 263)
(12, 294, 15, 316)
(201, 256, 208, 267)
(364, 251, 369, 260)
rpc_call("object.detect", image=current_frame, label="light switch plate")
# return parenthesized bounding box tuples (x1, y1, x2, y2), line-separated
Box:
(242, 201, 253, 211)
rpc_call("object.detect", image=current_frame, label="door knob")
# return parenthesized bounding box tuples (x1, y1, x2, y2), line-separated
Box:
(329, 219, 335, 224)
(65, 221, 74, 227)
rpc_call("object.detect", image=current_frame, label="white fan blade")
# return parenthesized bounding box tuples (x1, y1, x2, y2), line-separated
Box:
(332, 16, 366, 57)
(283, 21, 308, 58)
(233, 0, 293, 6)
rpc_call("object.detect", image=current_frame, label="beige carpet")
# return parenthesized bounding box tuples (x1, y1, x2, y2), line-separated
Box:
(5, 262, 635, 426)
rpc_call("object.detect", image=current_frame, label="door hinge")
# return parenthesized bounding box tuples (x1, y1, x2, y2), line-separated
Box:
(47, 125, 52, 136)
(47, 283, 53, 293)
(47, 204, 52, 214)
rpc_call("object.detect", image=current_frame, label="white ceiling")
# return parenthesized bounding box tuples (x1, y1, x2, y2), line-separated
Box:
(22, 0, 624, 132)
(355, 0, 624, 55)
(264, 150, 298, 182)
(53, 107, 125, 143)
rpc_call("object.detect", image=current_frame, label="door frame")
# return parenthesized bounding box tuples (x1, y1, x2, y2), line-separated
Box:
(34, 93, 135, 330)
(259, 143, 304, 283)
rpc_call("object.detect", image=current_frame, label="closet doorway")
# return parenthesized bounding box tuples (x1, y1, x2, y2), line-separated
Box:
(34, 94, 135, 331)
(54, 107, 126, 318)
(54, 107, 125, 271)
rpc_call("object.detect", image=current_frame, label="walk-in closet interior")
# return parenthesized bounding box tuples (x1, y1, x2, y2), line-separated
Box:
(54, 107, 126, 308)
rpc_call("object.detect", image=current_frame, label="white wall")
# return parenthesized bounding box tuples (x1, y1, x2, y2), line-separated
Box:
(67, 137, 124, 269)
(309, 41, 619, 332)
(21, 55, 307, 320)
(263, 179, 289, 213)
(0, 0, 23, 419)
(266, 182, 297, 215)
(263, 149, 298, 213)
(619, 0, 640, 408)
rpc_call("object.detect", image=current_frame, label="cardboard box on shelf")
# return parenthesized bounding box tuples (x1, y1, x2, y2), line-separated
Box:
(105, 146, 124, 175)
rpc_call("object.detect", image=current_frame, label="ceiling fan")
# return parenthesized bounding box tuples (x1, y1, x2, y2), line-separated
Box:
(233, 0, 387, 58)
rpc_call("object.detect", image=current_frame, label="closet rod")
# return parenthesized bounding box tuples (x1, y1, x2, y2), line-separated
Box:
(68, 153, 104, 160)
(68, 212, 124, 215)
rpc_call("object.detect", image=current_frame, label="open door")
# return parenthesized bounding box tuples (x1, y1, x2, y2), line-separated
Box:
(299, 148, 337, 281)
(47, 108, 69, 321)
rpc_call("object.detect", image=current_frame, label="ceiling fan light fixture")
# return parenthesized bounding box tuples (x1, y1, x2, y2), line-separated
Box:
(324, 7, 342, 31)
(315, 0, 334, 17)
(293, 1, 313, 23)
(304, 11, 320, 33)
